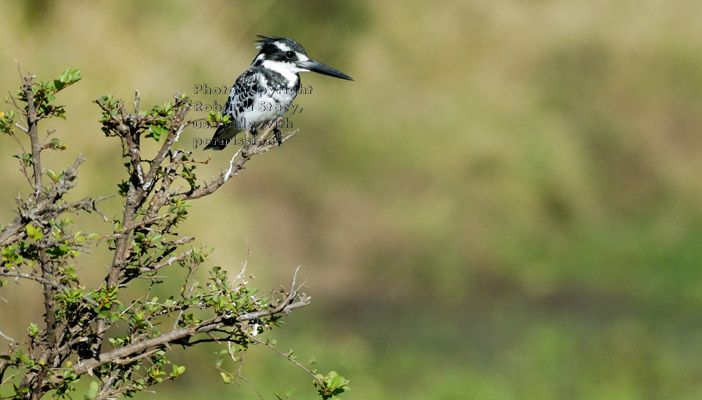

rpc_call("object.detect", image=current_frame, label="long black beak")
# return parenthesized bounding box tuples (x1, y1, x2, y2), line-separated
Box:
(300, 59, 354, 81)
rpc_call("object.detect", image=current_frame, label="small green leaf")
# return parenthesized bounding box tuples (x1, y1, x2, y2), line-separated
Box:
(26, 223, 44, 240)
(69, 68, 83, 83)
(170, 364, 186, 377)
(147, 125, 168, 141)
(59, 68, 71, 83)
(27, 323, 39, 338)
(46, 169, 63, 183)
(85, 381, 99, 400)
(329, 375, 341, 389)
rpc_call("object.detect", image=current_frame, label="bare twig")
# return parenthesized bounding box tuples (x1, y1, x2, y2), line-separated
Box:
(231, 344, 264, 400)
(240, 328, 324, 389)
(0, 330, 16, 344)
(97, 214, 169, 242)
(139, 248, 193, 274)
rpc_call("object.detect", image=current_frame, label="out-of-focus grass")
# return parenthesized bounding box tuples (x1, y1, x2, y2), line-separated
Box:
(2, 0, 702, 398)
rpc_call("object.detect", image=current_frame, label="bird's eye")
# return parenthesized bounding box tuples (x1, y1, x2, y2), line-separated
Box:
(285, 51, 295, 59)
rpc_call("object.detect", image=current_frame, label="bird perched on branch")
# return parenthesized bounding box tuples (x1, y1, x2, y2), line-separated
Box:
(204, 35, 354, 150)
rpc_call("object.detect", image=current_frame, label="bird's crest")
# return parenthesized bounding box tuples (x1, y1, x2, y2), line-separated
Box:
(255, 35, 277, 49)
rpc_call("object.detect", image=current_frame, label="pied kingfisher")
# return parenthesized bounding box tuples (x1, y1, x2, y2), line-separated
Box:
(204, 35, 354, 150)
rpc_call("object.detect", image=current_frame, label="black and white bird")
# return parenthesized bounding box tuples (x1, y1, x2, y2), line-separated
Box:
(204, 35, 354, 150)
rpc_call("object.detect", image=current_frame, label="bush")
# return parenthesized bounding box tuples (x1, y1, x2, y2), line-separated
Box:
(0, 69, 348, 400)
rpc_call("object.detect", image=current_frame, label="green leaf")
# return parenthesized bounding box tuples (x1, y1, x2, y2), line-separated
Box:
(329, 374, 341, 389)
(58, 68, 82, 85)
(147, 125, 168, 141)
(69, 68, 83, 83)
(27, 323, 39, 337)
(46, 169, 63, 183)
(170, 364, 186, 377)
(47, 137, 68, 150)
(26, 223, 44, 240)
(0, 110, 15, 134)
(59, 68, 71, 83)
(85, 381, 99, 400)
(117, 180, 130, 197)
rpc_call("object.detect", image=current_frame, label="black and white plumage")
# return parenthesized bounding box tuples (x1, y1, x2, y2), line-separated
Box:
(204, 35, 354, 150)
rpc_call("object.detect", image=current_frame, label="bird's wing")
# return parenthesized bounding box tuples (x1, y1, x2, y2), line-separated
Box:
(225, 67, 261, 118)
(204, 68, 262, 150)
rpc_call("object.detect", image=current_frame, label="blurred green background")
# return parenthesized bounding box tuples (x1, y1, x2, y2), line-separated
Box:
(2, 0, 702, 398)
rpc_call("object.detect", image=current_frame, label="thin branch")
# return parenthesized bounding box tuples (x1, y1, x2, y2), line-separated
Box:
(26, 77, 55, 369)
(97, 214, 169, 242)
(55, 195, 113, 219)
(231, 344, 264, 400)
(234, 300, 310, 322)
(140, 248, 193, 274)
(0, 269, 99, 307)
(171, 259, 201, 330)
(141, 94, 191, 190)
(1, 371, 20, 388)
(133, 90, 140, 115)
(22, 74, 43, 195)
(234, 247, 252, 282)
(95, 367, 121, 400)
(240, 328, 324, 389)
(113, 347, 162, 366)
(224, 148, 242, 182)
(0, 330, 15, 344)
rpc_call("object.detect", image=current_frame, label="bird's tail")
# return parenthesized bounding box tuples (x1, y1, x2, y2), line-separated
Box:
(204, 124, 239, 151)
